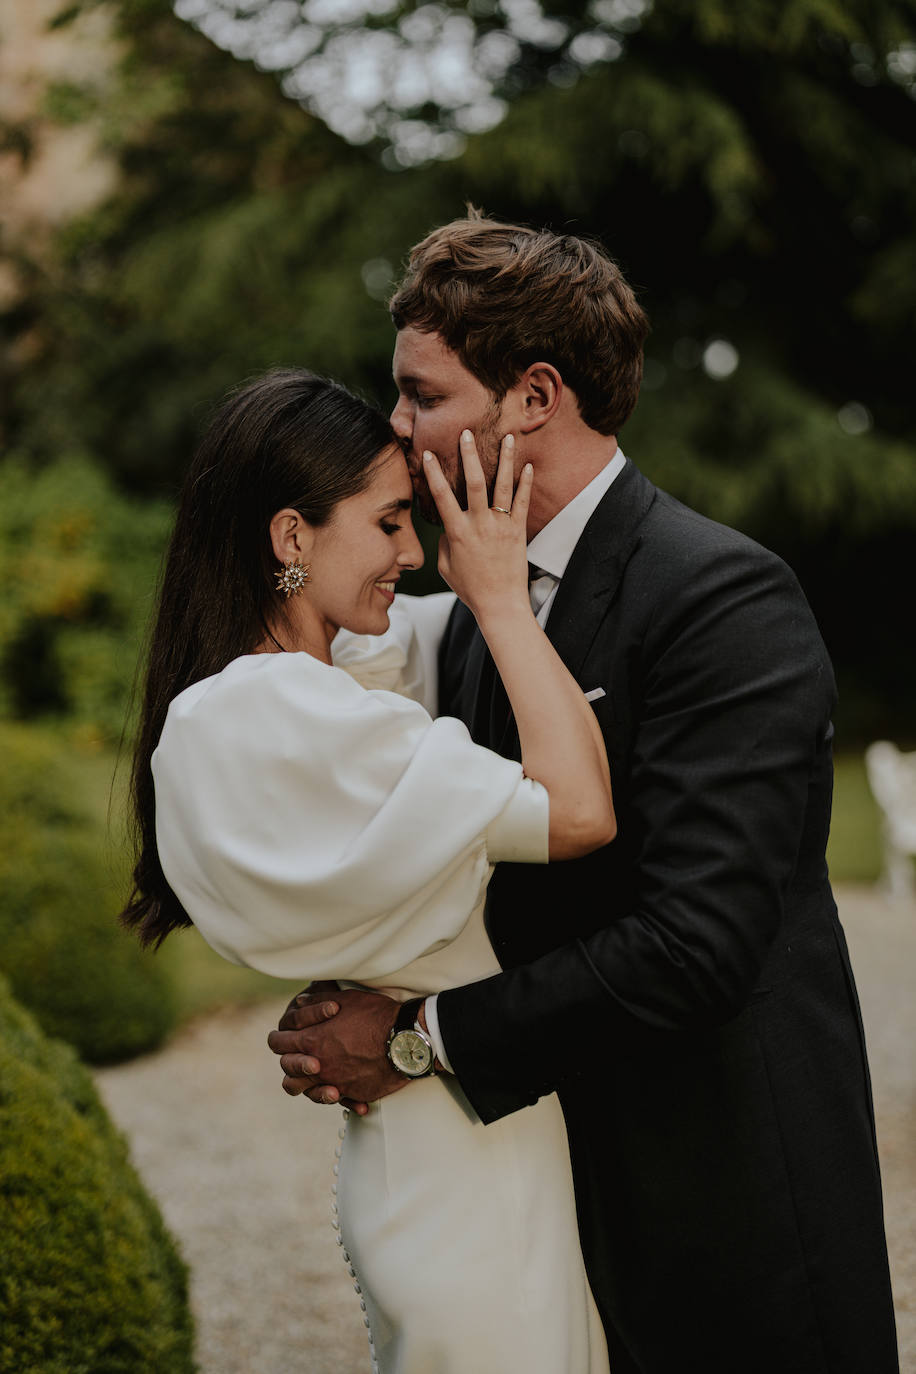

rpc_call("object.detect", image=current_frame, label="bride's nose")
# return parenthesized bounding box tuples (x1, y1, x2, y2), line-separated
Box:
(397, 530, 424, 571)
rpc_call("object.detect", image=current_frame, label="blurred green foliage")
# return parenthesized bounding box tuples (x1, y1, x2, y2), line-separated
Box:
(2, 0, 914, 735)
(0, 455, 171, 737)
(827, 752, 883, 885)
(0, 974, 195, 1373)
(0, 721, 177, 1063)
(158, 921, 303, 1027)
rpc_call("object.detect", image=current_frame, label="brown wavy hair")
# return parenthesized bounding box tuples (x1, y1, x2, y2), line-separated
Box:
(390, 209, 649, 435)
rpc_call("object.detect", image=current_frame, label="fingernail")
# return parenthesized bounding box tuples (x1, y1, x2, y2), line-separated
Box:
(324, 1002, 339, 1017)
(504, 433, 515, 448)
(295, 992, 309, 1005)
(524, 463, 533, 474)
(461, 429, 472, 442)
(422, 451, 434, 463)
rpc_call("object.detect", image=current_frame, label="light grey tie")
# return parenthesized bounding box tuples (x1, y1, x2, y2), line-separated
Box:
(528, 563, 556, 617)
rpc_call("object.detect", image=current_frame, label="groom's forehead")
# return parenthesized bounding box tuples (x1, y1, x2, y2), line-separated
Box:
(392, 327, 465, 380)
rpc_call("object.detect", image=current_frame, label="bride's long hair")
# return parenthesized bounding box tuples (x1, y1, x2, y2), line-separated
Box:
(120, 369, 395, 947)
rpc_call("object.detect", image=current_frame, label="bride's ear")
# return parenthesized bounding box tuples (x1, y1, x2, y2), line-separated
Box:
(269, 508, 315, 565)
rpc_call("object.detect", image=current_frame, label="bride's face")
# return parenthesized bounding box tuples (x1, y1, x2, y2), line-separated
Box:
(306, 445, 424, 638)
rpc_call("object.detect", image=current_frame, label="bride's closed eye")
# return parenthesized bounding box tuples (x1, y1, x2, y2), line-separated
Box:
(380, 520, 402, 535)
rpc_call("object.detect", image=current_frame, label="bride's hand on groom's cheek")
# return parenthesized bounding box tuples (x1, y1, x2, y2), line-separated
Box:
(267, 984, 409, 1111)
(424, 431, 532, 620)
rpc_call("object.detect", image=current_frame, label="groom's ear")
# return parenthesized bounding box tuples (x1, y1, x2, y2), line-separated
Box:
(514, 363, 563, 434)
(269, 508, 315, 565)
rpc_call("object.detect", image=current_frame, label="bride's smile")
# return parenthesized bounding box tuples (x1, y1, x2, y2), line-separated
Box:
(268, 441, 424, 657)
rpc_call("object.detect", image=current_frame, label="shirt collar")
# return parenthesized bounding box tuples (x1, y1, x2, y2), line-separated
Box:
(526, 450, 626, 581)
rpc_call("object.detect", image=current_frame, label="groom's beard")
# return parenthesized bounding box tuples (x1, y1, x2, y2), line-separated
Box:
(411, 400, 503, 525)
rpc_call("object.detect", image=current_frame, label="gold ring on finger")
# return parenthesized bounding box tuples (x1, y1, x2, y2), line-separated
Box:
(491, 506, 512, 515)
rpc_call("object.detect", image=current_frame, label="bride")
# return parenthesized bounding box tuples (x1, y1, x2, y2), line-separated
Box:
(121, 368, 615, 1373)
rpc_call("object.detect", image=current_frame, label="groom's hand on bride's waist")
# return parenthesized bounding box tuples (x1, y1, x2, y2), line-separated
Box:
(268, 983, 410, 1111)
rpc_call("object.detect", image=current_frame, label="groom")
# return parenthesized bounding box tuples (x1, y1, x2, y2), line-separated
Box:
(269, 213, 898, 1371)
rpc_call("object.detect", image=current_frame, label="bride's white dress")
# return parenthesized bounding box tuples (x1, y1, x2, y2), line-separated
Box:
(152, 594, 609, 1374)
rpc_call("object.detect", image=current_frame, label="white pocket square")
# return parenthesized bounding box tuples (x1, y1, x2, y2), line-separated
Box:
(584, 687, 606, 702)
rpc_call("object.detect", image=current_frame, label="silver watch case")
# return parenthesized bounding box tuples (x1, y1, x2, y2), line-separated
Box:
(387, 1024, 435, 1078)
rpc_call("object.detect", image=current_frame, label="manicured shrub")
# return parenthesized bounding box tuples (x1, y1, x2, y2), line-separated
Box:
(0, 721, 177, 1063)
(0, 976, 195, 1373)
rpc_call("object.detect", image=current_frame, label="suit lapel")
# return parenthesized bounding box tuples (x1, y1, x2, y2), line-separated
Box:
(489, 460, 656, 758)
(468, 628, 513, 748)
(544, 459, 656, 679)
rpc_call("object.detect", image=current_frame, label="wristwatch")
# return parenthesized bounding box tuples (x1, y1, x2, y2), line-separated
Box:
(386, 998, 436, 1078)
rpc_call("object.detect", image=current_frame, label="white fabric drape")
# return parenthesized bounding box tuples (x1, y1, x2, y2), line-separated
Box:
(153, 618, 546, 983)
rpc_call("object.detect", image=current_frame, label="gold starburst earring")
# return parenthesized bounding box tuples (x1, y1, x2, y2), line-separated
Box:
(275, 559, 311, 598)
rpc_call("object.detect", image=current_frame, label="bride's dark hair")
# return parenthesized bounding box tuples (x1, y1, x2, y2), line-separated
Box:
(120, 368, 395, 947)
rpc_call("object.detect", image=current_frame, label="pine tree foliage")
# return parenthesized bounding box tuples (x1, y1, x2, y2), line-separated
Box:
(1, 0, 914, 729)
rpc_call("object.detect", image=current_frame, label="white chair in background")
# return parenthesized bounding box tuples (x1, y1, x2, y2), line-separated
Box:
(864, 740, 916, 899)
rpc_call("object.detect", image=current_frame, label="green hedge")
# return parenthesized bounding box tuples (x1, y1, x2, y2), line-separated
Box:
(0, 976, 195, 1373)
(0, 721, 177, 1063)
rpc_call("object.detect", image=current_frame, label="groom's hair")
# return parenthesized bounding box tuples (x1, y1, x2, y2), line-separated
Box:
(389, 208, 649, 435)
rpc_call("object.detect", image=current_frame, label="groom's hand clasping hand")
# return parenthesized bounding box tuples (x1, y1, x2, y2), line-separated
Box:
(268, 983, 411, 1112)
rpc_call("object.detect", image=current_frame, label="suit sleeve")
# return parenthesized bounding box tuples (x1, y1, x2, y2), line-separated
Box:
(436, 538, 837, 1122)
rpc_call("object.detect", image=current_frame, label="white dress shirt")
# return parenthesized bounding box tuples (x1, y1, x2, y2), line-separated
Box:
(425, 449, 627, 1069)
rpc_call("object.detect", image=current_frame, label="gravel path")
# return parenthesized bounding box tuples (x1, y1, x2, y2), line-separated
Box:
(94, 884, 915, 1373)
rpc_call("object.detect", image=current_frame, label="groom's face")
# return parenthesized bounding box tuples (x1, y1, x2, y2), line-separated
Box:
(391, 327, 505, 523)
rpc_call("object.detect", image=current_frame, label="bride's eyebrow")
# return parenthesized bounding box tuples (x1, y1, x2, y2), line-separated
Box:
(376, 498, 413, 513)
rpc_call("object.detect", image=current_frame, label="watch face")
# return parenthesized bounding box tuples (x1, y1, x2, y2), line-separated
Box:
(390, 1029, 432, 1077)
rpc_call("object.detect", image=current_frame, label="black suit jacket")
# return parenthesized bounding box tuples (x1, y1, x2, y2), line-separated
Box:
(436, 460, 897, 1373)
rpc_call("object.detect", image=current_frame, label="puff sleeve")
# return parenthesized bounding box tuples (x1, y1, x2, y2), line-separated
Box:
(152, 649, 547, 982)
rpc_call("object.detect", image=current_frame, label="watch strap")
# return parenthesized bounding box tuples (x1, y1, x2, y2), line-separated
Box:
(393, 997, 425, 1035)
